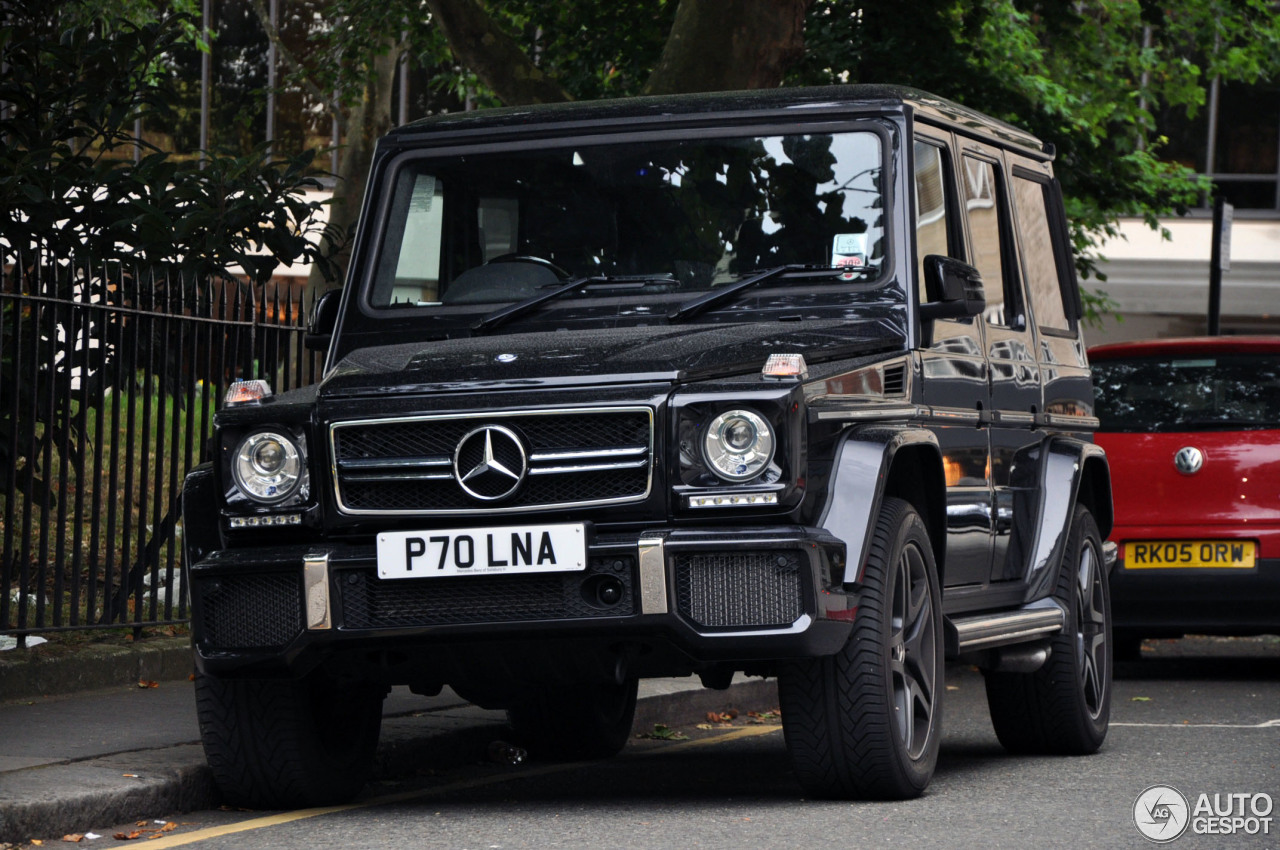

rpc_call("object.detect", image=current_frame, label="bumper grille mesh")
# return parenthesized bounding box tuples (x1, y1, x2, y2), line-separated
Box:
(198, 573, 302, 650)
(340, 556, 636, 629)
(673, 551, 803, 629)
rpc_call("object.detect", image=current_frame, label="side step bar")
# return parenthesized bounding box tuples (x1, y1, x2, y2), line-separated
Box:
(945, 600, 1066, 656)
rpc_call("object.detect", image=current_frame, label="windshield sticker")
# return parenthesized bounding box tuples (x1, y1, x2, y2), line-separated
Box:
(832, 233, 868, 269)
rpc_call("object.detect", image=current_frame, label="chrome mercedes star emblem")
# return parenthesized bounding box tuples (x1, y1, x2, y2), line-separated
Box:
(1174, 446, 1204, 476)
(454, 425, 527, 501)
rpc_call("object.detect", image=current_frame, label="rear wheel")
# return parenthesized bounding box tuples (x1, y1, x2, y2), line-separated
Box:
(507, 678, 638, 761)
(984, 504, 1111, 754)
(195, 672, 384, 809)
(778, 497, 943, 799)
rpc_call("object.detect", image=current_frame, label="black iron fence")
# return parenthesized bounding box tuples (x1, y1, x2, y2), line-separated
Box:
(1, 255, 320, 642)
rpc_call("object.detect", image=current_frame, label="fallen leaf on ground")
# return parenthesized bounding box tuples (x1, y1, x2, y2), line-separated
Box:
(706, 711, 736, 723)
(136, 680, 158, 689)
(60, 835, 82, 843)
(1131, 696, 1151, 702)
(637, 723, 688, 741)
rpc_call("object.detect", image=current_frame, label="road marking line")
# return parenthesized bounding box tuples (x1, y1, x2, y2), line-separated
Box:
(1113, 719, 1280, 729)
(138, 725, 782, 848)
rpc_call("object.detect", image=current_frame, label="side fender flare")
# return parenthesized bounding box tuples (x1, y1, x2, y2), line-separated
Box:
(1017, 437, 1113, 603)
(818, 427, 944, 586)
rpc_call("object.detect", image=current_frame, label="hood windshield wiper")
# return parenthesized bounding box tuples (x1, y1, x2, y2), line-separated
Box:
(471, 275, 601, 333)
(472, 273, 677, 333)
(667, 264, 848, 323)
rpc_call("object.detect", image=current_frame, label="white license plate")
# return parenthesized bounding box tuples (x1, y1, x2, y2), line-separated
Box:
(376, 523, 586, 579)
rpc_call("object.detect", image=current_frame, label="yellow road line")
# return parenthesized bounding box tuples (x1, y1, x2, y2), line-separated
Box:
(139, 725, 781, 848)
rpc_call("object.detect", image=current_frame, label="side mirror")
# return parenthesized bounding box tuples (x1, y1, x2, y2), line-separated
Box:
(919, 255, 985, 322)
(304, 289, 341, 352)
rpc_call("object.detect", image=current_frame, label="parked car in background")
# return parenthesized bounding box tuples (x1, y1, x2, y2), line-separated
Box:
(1090, 336, 1280, 658)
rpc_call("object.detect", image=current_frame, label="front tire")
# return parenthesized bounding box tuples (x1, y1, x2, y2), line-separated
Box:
(779, 497, 943, 799)
(195, 672, 384, 809)
(984, 504, 1111, 754)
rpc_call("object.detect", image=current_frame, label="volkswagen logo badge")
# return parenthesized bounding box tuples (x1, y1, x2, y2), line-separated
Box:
(1173, 446, 1203, 476)
(454, 425, 528, 501)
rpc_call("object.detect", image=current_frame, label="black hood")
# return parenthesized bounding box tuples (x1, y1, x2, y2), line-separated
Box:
(318, 319, 905, 399)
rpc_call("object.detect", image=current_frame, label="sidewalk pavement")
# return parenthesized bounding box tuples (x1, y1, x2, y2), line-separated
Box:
(0, 637, 779, 845)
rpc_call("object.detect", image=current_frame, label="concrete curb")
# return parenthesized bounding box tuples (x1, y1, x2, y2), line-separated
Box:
(0, 678, 780, 844)
(0, 745, 216, 845)
(0, 637, 193, 704)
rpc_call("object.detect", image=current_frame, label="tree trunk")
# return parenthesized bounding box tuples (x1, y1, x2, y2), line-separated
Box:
(421, 0, 573, 106)
(305, 41, 399, 298)
(643, 0, 812, 95)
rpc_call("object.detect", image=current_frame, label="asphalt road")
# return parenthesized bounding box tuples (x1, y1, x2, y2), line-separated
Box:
(46, 636, 1280, 850)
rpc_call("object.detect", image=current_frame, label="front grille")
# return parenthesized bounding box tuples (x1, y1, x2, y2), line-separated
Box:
(198, 573, 302, 650)
(331, 408, 653, 515)
(339, 555, 636, 629)
(673, 552, 803, 629)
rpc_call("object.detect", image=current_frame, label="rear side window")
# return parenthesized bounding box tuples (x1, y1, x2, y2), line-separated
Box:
(1092, 354, 1280, 432)
(1011, 175, 1071, 332)
(913, 139, 952, 300)
(960, 156, 1009, 326)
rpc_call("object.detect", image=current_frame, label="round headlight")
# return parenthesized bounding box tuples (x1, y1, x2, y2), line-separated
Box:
(232, 431, 304, 504)
(703, 409, 774, 482)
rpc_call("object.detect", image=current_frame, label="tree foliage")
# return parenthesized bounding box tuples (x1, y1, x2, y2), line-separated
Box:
(412, 0, 1279, 290)
(10, 0, 1278, 297)
(788, 1, 1280, 277)
(0, 1, 337, 284)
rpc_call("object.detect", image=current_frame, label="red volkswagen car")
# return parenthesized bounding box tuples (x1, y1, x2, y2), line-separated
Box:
(1089, 336, 1280, 657)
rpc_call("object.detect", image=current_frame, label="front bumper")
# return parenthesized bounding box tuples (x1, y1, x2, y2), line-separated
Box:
(189, 525, 854, 678)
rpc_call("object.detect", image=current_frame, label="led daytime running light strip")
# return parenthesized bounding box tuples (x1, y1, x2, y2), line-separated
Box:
(688, 493, 779, 508)
(229, 514, 303, 528)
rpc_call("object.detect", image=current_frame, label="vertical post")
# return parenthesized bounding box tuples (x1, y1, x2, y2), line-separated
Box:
(200, 0, 211, 164)
(1203, 28, 1222, 210)
(266, 0, 278, 158)
(398, 24, 409, 126)
(1274, 111, 1280, 210)
(1135, 26, 1152, 152)
(331, 101, 340, 174)
(1207, 196, 1232, 336)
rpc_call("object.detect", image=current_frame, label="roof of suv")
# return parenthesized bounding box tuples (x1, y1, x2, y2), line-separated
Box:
(1089, 336, 1280, 360)
(382, 84, 1048, 158)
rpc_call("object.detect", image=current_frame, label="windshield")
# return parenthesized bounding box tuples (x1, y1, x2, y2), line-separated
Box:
(1092, 353, 1280, 432)
(368, 130, 886, 309)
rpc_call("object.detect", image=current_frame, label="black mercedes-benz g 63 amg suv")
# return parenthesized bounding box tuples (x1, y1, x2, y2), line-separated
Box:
(182, 85, 1114, 807)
